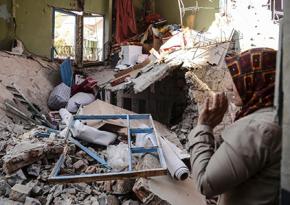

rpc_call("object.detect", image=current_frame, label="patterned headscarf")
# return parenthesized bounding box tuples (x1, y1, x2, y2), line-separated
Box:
(225, 48, 277, 121)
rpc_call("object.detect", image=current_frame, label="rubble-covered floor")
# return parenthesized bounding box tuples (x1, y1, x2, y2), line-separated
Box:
(0, 15, 235, 205)
(0, 52, 180, 205)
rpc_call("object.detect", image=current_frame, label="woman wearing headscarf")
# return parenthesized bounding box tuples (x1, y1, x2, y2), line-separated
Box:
(188, 48, 281, 205)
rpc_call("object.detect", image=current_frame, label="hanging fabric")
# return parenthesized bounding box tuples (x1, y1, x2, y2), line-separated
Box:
(115, 0, 138, 43)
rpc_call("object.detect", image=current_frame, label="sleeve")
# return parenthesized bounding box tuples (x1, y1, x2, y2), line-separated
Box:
(188, 122, 269, 197)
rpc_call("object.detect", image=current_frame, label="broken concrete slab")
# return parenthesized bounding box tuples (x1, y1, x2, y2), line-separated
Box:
(3, 141, 63, 174)
(9, 184, 32, 202)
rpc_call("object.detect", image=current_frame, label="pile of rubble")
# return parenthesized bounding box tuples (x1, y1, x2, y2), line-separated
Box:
(0, 53, 144, 205)
(0, 122, 152, 205)
(0, 14, 240, 205)
(0, 50, 188, 205)
(170, 100, 198, 146)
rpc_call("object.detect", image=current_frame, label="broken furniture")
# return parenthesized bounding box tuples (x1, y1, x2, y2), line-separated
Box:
(48, 114, 167, 183)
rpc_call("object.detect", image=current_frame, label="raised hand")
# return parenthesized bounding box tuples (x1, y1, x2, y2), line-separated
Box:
(197, 93, 228, 129)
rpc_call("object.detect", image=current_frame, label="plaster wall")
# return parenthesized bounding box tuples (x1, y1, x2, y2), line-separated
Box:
(0, 0, 13, 50)
(14, 0, 110, 59)
(155, 0, 219, 31)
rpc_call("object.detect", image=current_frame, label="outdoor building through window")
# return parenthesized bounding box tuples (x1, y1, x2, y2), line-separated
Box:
(83, 16, 104, 61)
(54, 10, 76, 59)
(53, 9, 104, 62)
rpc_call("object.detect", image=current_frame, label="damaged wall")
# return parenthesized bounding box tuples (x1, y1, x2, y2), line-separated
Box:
(114, 70, 188, 125)
(14, 0, 111, 58)
(0, 0, 13, 50)
(155, 0, 218, 31)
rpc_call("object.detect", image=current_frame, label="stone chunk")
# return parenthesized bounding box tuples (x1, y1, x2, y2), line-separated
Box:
(24, 197, 41, 205)
(0, 197, 23, 205)
(98, 194, 120, 205)
(27, 164, 41, 177)
(0, 179, 11, 196)
(9, 184, 32, 202)
(31, 185, 42, 196)
(63, 188, 76, 195)
(73, 159, 88, 170)
(122, 200, 140, 205)
(6, 169, 27, 187)
(112, 179, 135, 194)
(133, 178, 169, 205)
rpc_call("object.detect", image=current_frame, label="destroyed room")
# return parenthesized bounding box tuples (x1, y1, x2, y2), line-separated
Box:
(0, 0, 289, 205)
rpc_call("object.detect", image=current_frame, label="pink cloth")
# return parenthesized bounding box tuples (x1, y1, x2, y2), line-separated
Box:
(115, 0, 138, 43)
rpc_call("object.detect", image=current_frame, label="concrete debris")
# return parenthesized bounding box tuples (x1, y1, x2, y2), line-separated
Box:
(3, 141, 63, 174)
(112, 179, 136, 195)
(122, 200, 140, 205)
(104, 179, 136, 195)
(9, 184, 32, 202)
(5, 170, 27, 187)
(0, 19, 234, 203)
(0, 179, 11, 196)
(0, 198, 23, 205)
(98, 194, 120, 205)
(27, 164, 41, 177)
(24, 197, 41, 205)
(73, 159, 89, 171)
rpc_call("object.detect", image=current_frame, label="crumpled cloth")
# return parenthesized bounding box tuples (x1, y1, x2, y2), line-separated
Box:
(59, 108, 117, 146)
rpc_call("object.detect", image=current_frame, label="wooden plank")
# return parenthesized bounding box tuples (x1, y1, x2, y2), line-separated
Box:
(110, 74, 130, 86)
(48, 168, 168, 184)
(114, 58, 151, 78)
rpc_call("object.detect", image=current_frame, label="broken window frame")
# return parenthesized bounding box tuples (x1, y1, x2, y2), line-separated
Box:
(48, 114, 168, 184)
(52, 8, 105, 66)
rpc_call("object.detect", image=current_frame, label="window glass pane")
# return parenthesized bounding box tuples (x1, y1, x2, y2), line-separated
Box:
(54, 11, 76, 59)
(83, 16, 104, 61)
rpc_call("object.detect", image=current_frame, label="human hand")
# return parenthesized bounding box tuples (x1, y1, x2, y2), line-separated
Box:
(197, 93, 228, 129)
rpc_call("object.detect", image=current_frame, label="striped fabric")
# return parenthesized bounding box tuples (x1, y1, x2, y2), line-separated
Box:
(225, 48, 277, 120)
